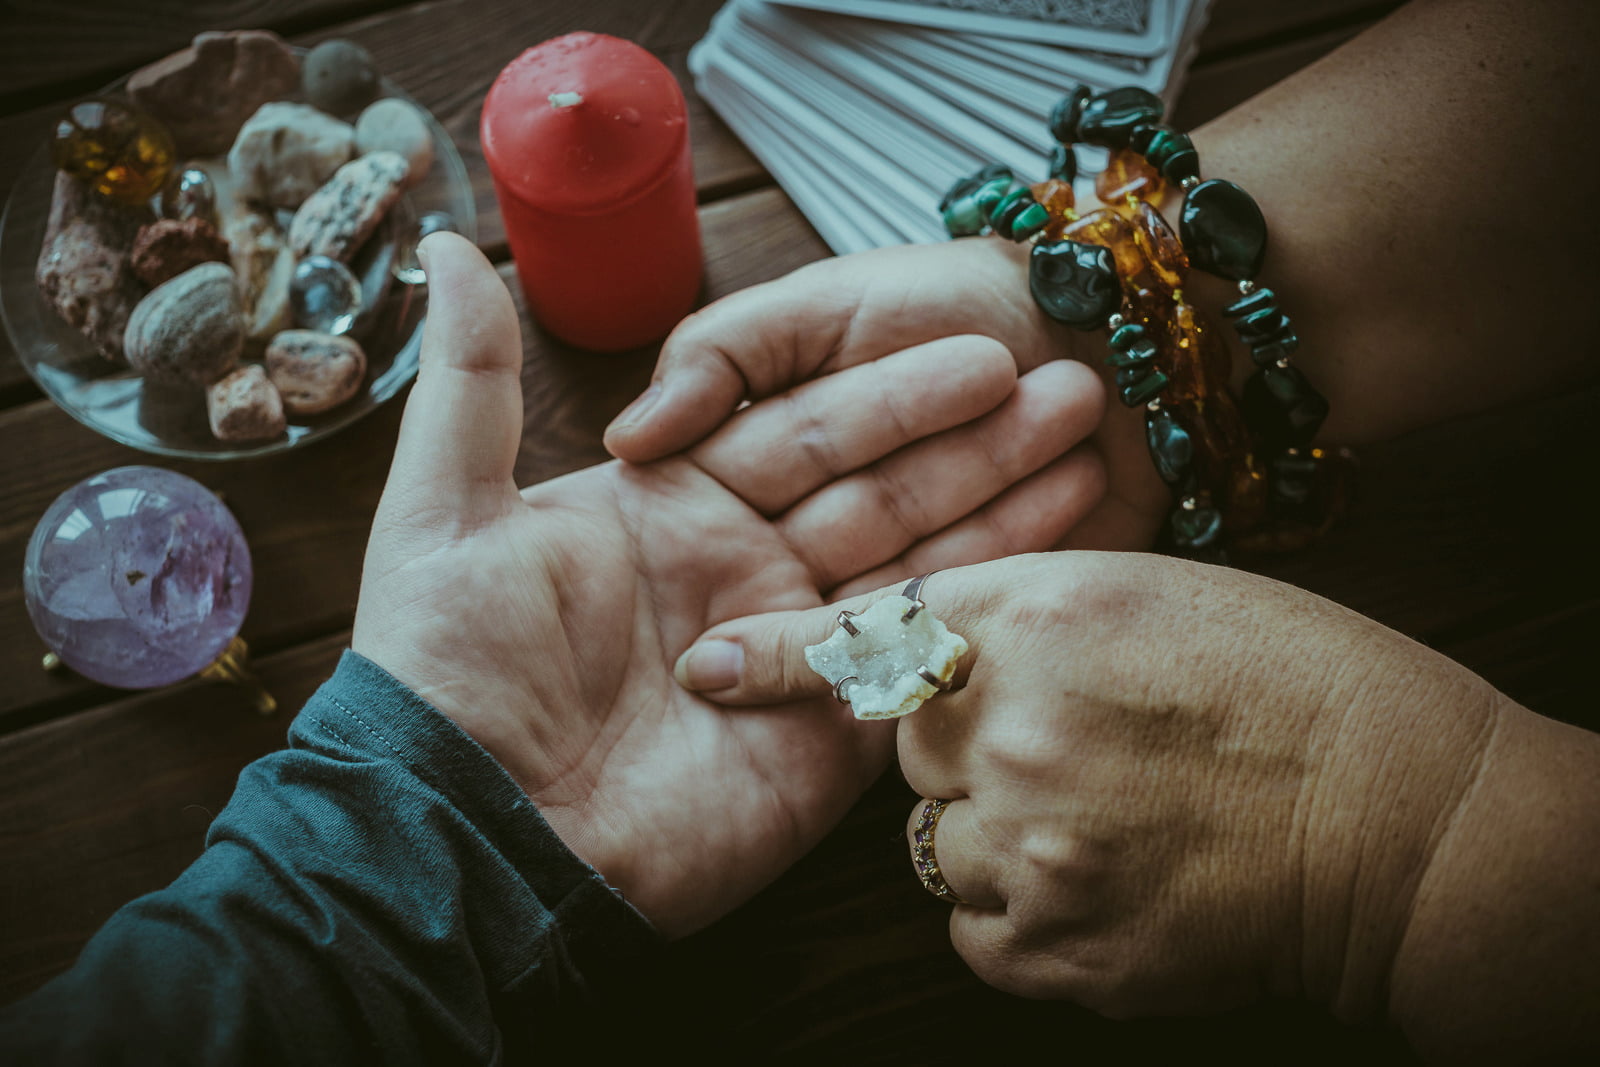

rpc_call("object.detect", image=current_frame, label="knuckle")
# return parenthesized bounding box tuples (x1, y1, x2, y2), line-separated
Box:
(974, 713, 1070, 781)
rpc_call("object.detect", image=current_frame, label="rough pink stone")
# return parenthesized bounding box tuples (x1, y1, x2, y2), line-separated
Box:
(127, 30, 300, 156)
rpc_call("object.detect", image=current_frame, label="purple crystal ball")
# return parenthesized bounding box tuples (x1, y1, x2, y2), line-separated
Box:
(23, 466, 252, 688)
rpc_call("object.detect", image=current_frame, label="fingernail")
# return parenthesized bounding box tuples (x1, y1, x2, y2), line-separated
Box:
(609, 382, 662, 436)
(674, 639, 743, 691)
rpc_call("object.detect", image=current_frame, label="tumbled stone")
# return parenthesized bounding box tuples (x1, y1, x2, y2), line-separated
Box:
(1029, 239, 1120, 329)
(1076, 87, 1165, 149)
(1047, 142, 1077, 183)
(354, 99, 433, 188)
(303, 39, 379, 116)
(289, 151, 409, 261)
(51, 98, 175, 205)
(393, 210, 459, 284)
(938, 163, 1012, 214)
(35, 172, 148, 361)
(206, 364, 286, 441)
(265, 330, 366, 414)
(228, 102, 355, 210)
(804, 595, 968, 720)
(1145, 405, 1194, 486)
(290, 255, 362, 334)
(224, 211, 294, 343)
(124, 262, 243, 385)
(159, 166, 217, 223)
(130, 217, 230, 288)
(1179, 179, 1268, 281)
(1242, 364, 1329, 447)
(128, 30, 299, 156)
(1047, 85, 1092, 144)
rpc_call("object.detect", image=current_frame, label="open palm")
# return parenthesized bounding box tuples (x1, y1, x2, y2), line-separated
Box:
(351, 234, 1106, 936)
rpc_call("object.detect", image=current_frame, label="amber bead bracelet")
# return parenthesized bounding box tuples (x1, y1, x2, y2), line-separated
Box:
(939, 86, 1349, 555)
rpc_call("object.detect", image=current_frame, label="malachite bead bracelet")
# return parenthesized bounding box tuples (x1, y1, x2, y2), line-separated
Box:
(936, 84, 1350, 556)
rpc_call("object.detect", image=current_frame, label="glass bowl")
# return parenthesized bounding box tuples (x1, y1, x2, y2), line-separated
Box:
(0, 66, 476, 460)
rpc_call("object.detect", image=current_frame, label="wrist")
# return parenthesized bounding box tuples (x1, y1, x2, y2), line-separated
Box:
(1291, 629, 1504, 1024)
(954, 234, 1078, 371)
(1387, 701, 1600, 1060)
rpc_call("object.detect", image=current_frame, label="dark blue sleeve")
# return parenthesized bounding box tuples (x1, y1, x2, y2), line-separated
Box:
(0, 650, 660, 1065)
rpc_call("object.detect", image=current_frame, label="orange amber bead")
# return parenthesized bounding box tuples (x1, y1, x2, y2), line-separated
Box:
(1153, 301, 1269, 532)
(1165, 301, 1233, 407)
(1129, 200, 1188, 292)
(1095, 148, 1166, 208)
(1233, 447, 1356, 553)
(1030, 178, 1077, 240)
(1062, 208, 1163, 298)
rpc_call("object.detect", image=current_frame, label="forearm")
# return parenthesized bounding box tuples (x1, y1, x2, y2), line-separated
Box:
(1387, 699, 1600, 1061)
(0, 652, 658, 1064)
(1182, 0, 1600, 443)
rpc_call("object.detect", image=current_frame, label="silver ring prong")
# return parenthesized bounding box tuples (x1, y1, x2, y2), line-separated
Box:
(836, 609, 860, 636)
(833, 676, 859, 704)
(916, 665, 951, 691)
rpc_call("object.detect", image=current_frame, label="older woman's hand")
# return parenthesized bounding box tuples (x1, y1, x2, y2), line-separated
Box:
(676, 552, 1600, 1058)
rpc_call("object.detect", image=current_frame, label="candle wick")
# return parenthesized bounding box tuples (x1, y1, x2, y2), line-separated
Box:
(548, 91, 584, 109)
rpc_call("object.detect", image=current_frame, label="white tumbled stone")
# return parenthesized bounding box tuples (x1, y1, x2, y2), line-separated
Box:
(804, 595, 968, 720)
(228, 102, 355, 209)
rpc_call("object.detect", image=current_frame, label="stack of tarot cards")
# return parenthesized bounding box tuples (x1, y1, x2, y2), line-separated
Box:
(692, 0, 1212, 254)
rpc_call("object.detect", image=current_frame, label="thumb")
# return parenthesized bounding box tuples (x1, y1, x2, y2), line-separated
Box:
(382, 231, 524, 528)
(675, 569, 997, 707)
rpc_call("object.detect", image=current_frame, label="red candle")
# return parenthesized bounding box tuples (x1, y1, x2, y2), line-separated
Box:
(481, 32, 703, 352)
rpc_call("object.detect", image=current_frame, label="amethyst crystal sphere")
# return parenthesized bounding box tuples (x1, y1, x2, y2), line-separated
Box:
(23, 466, 251, 688)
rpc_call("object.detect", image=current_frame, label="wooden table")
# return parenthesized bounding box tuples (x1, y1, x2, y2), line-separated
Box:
(1, 2, 1593, 1061)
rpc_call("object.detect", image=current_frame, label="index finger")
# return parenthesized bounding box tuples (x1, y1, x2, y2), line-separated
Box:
(603, 240, 1045, 462)
(673, 562, 1017, 705)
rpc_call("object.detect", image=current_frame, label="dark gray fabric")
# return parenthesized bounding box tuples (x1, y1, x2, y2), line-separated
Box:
(0, 650, 660, 1065)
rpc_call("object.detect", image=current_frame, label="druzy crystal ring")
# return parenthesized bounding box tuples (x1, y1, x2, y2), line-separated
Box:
(911, 798, 968, 906)
(804, 573, 968, 720)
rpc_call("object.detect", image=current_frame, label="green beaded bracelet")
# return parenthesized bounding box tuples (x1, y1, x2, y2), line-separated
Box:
(937, 84, 1350, 555)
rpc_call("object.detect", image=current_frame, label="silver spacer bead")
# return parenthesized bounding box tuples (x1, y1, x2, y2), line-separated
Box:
(1275, 357, 1291, 369)
(1180, 496, 1198, 511)
(1238, 279, 1257, 295)
(1180, 175, 1200, 190)
(1146, 398, 1162, 412)
(1107, 313, 1125, 330)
